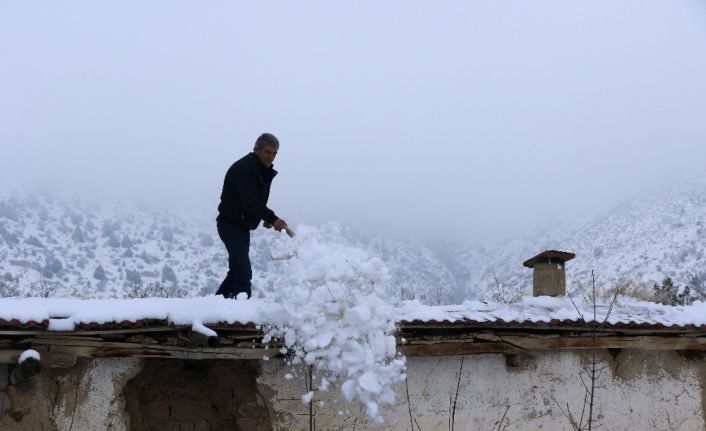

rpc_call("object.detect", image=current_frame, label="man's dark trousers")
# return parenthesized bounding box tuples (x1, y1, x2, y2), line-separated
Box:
(215, 222, 252, 298)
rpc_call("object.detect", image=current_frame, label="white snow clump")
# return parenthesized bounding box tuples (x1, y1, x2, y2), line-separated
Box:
(263, 226, 406, 423)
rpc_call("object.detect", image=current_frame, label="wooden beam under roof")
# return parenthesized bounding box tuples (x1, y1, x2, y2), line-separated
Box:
(1, 322, 706, 364)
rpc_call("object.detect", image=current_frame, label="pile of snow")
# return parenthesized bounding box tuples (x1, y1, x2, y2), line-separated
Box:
(262, 226, 406, 422)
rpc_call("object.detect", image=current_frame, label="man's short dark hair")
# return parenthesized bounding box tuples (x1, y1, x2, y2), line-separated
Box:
(255, 133, 280, 150)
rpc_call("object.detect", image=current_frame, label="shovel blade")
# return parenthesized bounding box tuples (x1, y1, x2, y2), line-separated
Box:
(270, 251, 298, 261)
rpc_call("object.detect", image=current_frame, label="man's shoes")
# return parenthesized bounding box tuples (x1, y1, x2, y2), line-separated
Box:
(217, 292, 235, 299)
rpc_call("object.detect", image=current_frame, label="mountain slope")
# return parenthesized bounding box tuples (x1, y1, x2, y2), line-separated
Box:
(457, 180, 706, 299)
(0, 192, 459, 302)
(2, 180, 705, 303)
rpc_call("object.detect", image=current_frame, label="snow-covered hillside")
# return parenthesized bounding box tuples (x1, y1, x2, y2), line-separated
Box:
(2, 179, 705, 303)
(464, 179, 706, 300)
(0, 192, 459, 302)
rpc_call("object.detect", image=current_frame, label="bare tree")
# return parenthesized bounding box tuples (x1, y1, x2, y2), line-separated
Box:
(687, 271, 706, 301)
(450, 355, 465, 430)
(29, 279, 57, 298)
(494, 404, 511, 431)
(558, 270, 619, 431)
(486, 272, 524, 303)
(405, 377, 416, 431)
(305, 365, 316, 431)
(0, 277, 20, 297)
(123, 281, 187, 298)
(124, 281, 149, 298)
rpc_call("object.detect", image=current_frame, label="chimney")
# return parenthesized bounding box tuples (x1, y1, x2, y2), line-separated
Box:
(523, 250, 576, 297)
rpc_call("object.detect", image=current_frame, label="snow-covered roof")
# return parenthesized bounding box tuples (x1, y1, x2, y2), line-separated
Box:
(4, 295, 705, 421)
(2, 296, 706, 332)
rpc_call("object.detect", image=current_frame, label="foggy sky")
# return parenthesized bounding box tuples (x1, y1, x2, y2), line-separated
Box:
(2, 1, 706, 240)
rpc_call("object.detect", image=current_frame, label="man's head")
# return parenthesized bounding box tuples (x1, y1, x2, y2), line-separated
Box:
(253, 133, 279, 168)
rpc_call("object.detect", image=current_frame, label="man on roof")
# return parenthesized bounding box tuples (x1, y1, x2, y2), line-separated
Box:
(215, 133, 288, 299)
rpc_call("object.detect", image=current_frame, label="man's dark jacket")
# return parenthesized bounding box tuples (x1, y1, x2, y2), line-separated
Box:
(217, 152, 278, 230)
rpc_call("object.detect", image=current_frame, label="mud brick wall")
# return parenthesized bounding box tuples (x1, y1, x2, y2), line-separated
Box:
(2, 351, 706, 430)
(124, 359, 271, 431)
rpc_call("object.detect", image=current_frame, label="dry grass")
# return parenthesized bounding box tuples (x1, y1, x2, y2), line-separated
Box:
(569, 274, 655, 304)
(600, 278, 654, 302)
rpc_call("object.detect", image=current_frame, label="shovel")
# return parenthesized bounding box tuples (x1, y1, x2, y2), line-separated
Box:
(270, 223, 298, 260)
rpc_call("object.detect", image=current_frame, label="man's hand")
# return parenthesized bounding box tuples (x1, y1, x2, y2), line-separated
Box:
(263, 222, 273, 229)
(273, 218, 287, 232)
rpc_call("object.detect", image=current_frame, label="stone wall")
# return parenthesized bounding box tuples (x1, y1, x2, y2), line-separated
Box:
(1, 350, 705, 430)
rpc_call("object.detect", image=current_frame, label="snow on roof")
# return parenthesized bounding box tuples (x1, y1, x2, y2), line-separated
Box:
(1, 296, 705, 331)
(18, 349, 40, 364)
